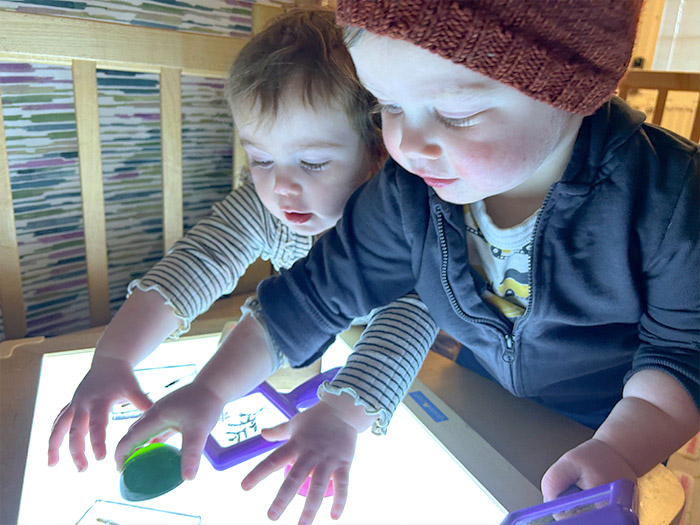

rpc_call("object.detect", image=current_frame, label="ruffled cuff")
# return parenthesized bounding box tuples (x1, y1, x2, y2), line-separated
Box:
(241, 295, 288, 372)
(317, 381, 391, 436)
(127, 279, 190, 339)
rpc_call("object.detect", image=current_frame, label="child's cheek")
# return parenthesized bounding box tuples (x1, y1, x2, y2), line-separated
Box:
(250, 175, 276, 212)
(449, 141, 496, 179)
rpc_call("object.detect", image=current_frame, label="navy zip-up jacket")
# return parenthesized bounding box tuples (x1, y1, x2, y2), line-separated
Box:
(258, 98, 700, 424)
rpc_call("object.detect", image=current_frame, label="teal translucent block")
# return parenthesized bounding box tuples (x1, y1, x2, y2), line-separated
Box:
(119, 443, 184, 501)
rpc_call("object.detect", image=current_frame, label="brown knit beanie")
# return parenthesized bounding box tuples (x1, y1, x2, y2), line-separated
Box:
(336, 0, 643, 115)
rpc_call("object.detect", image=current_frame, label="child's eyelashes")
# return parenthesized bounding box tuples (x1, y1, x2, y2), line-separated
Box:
(301, 160, 330, 172)
(250, 159, 330, 172)
(250, 159, 273, 169)
(435, 111, 478, 129)
(373, 102, 479, 128)
(373, 103, 403, 115)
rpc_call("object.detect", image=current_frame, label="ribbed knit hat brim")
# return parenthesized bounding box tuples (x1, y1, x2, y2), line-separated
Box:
(336, 0, 643, 115)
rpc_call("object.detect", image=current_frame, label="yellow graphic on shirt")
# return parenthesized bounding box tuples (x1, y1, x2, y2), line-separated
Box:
(483, 291, 526, 318)
(464, 204, 532, 319)
(471, 266, 529, 318)
(497, 277, 529, 300)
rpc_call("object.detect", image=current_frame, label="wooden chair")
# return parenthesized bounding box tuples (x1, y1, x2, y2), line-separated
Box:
(0, 6, 283, 341)
(618, 69, 700, 143)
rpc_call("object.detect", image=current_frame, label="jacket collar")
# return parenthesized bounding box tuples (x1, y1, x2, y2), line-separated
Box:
(558, 97, 646, 194)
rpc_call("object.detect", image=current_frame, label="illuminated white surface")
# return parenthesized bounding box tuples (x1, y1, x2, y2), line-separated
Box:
(18, 334, 506, 524)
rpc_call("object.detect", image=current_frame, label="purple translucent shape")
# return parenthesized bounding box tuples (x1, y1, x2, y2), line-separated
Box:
(500, 478, 638, 525)
(203, 367, 340, 471)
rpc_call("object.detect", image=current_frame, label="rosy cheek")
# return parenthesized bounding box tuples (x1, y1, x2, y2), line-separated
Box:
(449, 142, 495, 179)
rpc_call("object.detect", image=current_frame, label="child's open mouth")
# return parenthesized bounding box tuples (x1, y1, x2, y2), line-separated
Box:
(284, 212, 313, 224)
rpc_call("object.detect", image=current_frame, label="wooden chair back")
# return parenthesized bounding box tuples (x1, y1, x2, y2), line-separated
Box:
(618, 69, 700, 143)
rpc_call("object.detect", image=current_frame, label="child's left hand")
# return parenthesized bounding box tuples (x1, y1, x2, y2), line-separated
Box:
(541, 437, 637, 501)
(241, 398, 360, 525)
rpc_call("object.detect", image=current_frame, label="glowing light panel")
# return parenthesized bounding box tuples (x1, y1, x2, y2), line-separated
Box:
(18, 334, 506, 524)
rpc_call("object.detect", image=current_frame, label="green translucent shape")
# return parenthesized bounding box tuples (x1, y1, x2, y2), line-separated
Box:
(119, 443, 184, 501)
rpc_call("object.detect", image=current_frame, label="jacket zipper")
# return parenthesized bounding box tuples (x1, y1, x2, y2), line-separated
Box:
(513, 184, 557, 335)
(435, 207, 516, 366)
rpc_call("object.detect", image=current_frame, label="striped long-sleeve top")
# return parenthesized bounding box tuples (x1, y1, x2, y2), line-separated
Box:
(130, 174, 438, 434)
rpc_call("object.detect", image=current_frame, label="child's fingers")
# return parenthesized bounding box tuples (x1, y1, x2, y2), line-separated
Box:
(260, 420, 292, 442)
(88, 401, 111, 461)
(242, 443, 295, 490)
(151, 429, 176, 443)
(68, 407, 89, 472)
(330, 464, 350, 520)
(299, 465, 334, 525)
(48, 404, 73, 466)
(267, 458, 314, 521)
(541, 458, 579, 502)
(128, 387, 153, 413)
(114, 415, 166, 468)
(179, 429, 209, 480)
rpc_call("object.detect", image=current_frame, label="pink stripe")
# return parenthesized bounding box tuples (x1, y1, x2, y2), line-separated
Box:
(39, 231, 83, 244)
(48, 247, 85, 260)
(14, 158, 70, 169)
(22, 103, 74, 111)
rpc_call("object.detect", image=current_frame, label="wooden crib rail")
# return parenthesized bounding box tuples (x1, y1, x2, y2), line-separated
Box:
(618, 70, 700, 143)
(0, 10, 247, 78)
(0, 84, 26, 339)
(0, 8, 279, 339)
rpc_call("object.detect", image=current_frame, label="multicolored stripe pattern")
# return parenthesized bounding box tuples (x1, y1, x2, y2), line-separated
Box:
(0, 0, 252, 340)
(0, 0, 254, 36)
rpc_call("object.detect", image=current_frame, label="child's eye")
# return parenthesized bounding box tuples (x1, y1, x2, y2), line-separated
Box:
(250, 159, 273, 169)
(373, 103, 403, 116)
(300, 160, 330, 172)
(435, 110, 478, 129)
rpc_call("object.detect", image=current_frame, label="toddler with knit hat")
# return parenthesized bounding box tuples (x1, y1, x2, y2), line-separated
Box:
(116, 1, 700, 523)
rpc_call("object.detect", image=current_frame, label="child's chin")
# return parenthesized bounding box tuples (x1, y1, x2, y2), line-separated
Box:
(288, 221, 323, 236)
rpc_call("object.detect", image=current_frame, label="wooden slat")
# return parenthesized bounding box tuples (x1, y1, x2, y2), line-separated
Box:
(72, 60, 111, 327)
(692, 97, 700, 143)
(232, 128, 247, 190)
(652, 88, 668, 125)
(160, 67, 183, 254)
(619, 70, 700, 144)
(252, 4, 285, 33)
(0, 10, 246, 78)
(617, 85, 629, 101)
(620, 70, 700, 92)
(0, 86, 28, 339)
(630, 0, 665, 68)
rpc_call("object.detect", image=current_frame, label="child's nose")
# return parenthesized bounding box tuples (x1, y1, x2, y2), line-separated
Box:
(399, 125, 442, 161)
(273, 174, 301, 196)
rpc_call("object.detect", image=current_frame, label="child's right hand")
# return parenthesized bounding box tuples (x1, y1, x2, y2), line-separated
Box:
(48, 355, 152, 471)
(114, 380, 226, 480)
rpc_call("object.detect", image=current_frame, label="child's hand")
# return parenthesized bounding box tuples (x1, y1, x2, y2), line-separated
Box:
(242, 398, 360, 525)
(541, 438, 637, 501)
(48, 355, 152, 471)
(114, 381, 226, 480)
